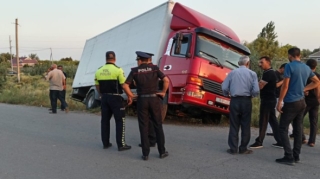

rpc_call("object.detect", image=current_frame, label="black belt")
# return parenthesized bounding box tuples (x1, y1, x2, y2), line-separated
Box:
(139, 94, 157, 97)
(231, 96, 251, 98)
(103, 93, 121, 96)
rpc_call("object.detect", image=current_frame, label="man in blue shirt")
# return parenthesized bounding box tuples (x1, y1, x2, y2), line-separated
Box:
(276, 47, 320, 165)
(222, 56, 259, 155)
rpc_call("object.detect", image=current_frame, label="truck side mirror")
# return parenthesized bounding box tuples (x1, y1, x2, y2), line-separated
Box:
(174, 32, 183, 55)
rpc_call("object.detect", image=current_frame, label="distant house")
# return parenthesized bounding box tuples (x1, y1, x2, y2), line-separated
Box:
(12, 57, 38, 67)
(309, 51, 320, 62)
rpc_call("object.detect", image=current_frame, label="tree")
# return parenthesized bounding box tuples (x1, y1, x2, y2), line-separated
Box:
(258, 21, 278, 43)
(0, 52, 14, 63)
(60, 57, 73, 61)
(277, 44, 294, 59)
(246, 21, 279, 60)
(301, 49, 312, 59)
(28, 53, 39, 60)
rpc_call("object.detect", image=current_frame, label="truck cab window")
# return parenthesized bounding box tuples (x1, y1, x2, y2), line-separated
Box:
(171, 36, 190, 57)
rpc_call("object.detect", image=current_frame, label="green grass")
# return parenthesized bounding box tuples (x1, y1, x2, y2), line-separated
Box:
(0, 74, 319, 133)
(0, 74, 85, 111)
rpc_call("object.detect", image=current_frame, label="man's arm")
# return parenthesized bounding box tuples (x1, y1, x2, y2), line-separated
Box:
(304, 75, 320, 92)
(276, 80, 284, 88)
(277, 78, 290, 113)
(252, 73, 260, 97)
(259, 80, 268, 89)
(221, 74, 231, 97)
(156, 77, 169, 98)
(122, 83, 134, 105)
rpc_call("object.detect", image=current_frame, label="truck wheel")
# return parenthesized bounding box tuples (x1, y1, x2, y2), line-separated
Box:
(85, 91, 98, 109)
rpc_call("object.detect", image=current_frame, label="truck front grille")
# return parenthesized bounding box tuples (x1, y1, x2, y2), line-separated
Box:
(201, 78, 224, 96)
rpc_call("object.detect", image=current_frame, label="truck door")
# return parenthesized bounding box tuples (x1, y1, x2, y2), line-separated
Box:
(162, 33, 192, 88)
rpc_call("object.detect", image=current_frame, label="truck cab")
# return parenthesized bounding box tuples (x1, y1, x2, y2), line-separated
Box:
(159, 3, 251, 119)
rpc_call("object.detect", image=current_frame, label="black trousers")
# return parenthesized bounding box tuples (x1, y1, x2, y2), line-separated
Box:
(228, 97, 252, 153)
(302, 105, 319, 144)
(49, 90, 68, 113)
(60, 90, 66, 110)
(147, 117, 157, 145)
(137, 96, 165, 156)
(101, 94, 126, 148)
(256, 99, 281, 145)
(279, 99, 306, 159)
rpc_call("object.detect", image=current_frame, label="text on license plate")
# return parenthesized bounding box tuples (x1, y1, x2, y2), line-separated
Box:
(216, 97, 230, 105)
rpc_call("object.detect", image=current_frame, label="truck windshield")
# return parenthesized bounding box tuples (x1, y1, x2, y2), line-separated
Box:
(196, 34, 243, 70)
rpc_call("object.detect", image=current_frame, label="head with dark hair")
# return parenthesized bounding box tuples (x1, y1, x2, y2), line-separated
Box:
(259, 56, 272, 70)
(278, 63, 287, 74)
(306, 59, 317, 71)
(105, 51, 116, 62)
(57, 65, 63, 71)
(288, 47, 300, 61)
(279, 63, 287, 69)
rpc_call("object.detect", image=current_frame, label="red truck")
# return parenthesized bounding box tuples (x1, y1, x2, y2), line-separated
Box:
(72, 1, 251, 122)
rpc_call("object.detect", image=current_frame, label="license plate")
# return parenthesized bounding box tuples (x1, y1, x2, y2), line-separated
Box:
(216, 97, 230, 105)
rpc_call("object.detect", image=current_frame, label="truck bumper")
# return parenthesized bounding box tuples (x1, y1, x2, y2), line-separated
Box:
(181, 84, 230, 114)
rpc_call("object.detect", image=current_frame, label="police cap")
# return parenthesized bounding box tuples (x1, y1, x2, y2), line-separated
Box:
(136, 51, 154, 60)
(106, 51, 116, 60)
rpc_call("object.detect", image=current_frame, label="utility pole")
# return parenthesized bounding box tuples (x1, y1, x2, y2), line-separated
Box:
(9, 36, 13, 71)
(50, 48, 53, 64)
(15, 18, 20, 83)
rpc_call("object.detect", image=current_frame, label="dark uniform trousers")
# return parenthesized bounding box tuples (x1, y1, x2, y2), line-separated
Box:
(228, 96, 252, 153)
(101, 94, 126, 148)
(137, 96, 165, 156)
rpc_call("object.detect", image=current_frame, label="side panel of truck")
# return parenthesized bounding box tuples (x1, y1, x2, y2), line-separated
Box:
(72, 2, 174, 90)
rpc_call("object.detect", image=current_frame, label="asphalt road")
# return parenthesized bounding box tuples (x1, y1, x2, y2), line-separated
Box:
(0, 103, 319, 179)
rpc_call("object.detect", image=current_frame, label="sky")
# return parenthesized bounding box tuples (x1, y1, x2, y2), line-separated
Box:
(0, 0, 319, 60)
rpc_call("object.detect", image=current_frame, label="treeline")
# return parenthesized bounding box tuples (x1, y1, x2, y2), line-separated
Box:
(22, 60, 79, 78)
(244, 21, 319, 78)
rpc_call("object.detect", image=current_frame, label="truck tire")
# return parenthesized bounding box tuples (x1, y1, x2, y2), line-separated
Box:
(85, 91, 99, 109)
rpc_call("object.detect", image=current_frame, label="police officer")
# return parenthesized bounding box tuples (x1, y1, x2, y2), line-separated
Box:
(137, 52, 157, 148)
(122, 51, 169, 160)
(94, 51, 131, 151)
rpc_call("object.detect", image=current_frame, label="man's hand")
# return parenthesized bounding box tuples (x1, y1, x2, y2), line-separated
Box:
(127, 97, 133, 105)
(156, 92, 166, 98)
(276, 101, 283, 113)
(304, 91, 309, 96)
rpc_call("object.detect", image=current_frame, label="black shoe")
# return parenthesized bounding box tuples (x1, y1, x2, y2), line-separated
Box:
(103, 143, 112, 149)
(118, 145, 131, 151)
(48, 108, 52, 111)
(272, 143, 283, 149)
(138, 143, 156, 147)
(61, 109, 65, 111)
(294, 156, 300, 163)
(160, 151, 169, 159)
(142, 156, 148, 161)
(266, 133, 274, 136)
(49, 112, 57, 114)
(239, 149, 253, 154)
(227, 149, 237, 155)
(275, 157, 295, 166)
(249, 142, 263, 149)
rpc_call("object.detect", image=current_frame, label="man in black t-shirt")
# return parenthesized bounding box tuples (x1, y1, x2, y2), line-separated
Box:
(250, 56, 282, 149)
(301, 59, 320, 147)
(266, 63, 293, 136)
